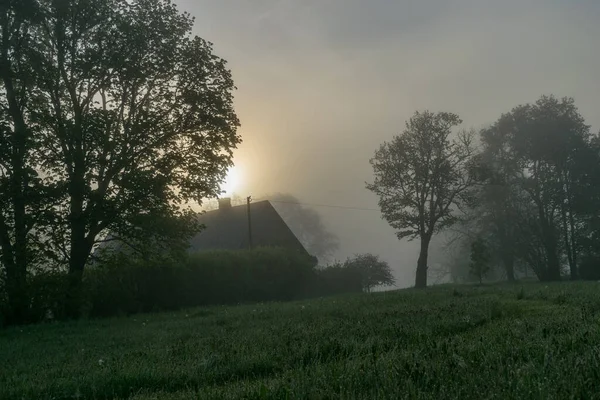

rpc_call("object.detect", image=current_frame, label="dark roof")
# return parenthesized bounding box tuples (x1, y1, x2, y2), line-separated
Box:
(189, 200, 310, 255)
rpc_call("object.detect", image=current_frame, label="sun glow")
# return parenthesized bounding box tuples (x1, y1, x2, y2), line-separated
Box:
(222, 165, 241, 196)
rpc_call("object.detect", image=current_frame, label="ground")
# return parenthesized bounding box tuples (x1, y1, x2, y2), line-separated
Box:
(2, 282, 600, 399)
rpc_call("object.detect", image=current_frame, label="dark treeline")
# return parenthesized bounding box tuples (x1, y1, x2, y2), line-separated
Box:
(0, 0, 241, 326)
(368, 95, 600, 287)
(7, 248, 394, 324)
(0, 0, 396, 326)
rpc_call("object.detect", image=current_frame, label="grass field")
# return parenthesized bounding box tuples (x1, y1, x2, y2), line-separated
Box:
(2, 282, 600, 399)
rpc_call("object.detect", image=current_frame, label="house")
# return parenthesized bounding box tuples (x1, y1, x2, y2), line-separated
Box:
(93, 197, 313, 261)
(190, 198, 312, 257)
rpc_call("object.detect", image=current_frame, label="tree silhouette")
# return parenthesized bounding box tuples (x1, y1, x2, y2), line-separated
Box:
(345, 253, 395, 292)
(481, 96, 592, 281)
(0, 0, 240, 318)
(367, 111, 477, 288)
(469, 238, 491, 284)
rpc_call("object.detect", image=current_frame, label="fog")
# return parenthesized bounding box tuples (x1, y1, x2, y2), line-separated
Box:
(176, 0, 600, 288)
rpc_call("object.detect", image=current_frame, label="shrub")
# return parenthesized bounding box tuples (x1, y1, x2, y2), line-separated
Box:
(3, 248, 378, 324)
(28, 270, 70, 321)
(85, 247, 317, 317)
(0, 270, 69, 324)
(85, 258, 187, 317)
(181, 247, 317, 306)
(579, 254, 600, 281)
(308, 262, 363, 297)
(469, 238, 491, 284)
(343, 253, 395, 292)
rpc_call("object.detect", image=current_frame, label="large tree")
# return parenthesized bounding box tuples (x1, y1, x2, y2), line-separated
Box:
(0, 0, 56, 323)
(367, 111, 477, 288)
(1, 0, 240, 318)
(481, 96, 592, 281)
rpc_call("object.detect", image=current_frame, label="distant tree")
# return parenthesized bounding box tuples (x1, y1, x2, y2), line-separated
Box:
(344, 253, 395, 292)
(481, 95, 593, 281)
(367, 111, 477, 288)
(1, 0, 240, 318)
(469, 238, 491, 284)
(268, 193, 339, 263)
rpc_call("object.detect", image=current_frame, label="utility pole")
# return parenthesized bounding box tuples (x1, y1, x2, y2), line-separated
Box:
(247, 195, 253, 249)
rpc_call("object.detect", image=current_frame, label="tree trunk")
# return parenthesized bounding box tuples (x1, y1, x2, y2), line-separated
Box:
(65, 261, 84, 319)
(1, 44, 30, 324)
(415, 235, 431, 288)
(568, 203, 578, 280)
(560, 196, 577, 280)
(538, 209, 561, 281)
(10, 163, 28, 323)
(65, 156, 90, 319)
(65, 241, 92, 319)
(502, 252, 516, 282)
(0, 217, 27, 324)
(497, 219, 516, 282)
(544, 234, 562, 281)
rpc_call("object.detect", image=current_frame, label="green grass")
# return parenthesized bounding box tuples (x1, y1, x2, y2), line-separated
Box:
(2, 282, 600, 399)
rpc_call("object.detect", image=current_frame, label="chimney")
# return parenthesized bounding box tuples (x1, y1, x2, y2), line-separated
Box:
(218, 197, 232, 210)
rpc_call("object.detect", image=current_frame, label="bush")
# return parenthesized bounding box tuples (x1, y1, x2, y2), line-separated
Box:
(85, 247, 318, 317)
(307, 262, 363, 297)
(3, 247, 374, 324)
(579, 254, 600, 281)
(181, 247, 317, 306)
(85, 258, 187, 317)
(28, 271, 70, 321)
(0, 270, 69, 324)
(2, 248, 385, 324)
(344, 253, 395, 292)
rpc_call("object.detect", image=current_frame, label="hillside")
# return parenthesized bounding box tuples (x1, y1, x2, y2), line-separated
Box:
(2, 282, 600, 399)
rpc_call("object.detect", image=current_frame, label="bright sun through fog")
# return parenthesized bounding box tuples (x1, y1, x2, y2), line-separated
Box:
(222, 165, 241, 196)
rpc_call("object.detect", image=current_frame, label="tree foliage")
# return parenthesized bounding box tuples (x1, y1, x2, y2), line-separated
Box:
(480, 95, 593, 281)
(0, 0, 240, 321)
(367, 111, 477, 288)
(344, 253, 395, 292)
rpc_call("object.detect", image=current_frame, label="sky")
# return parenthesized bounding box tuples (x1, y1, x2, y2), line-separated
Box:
(176, 0, 600, 287)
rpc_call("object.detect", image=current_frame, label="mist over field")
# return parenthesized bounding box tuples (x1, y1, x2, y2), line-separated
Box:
(178, 0, 600, 287)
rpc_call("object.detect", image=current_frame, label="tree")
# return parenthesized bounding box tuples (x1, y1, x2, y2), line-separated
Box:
(473, 148, 521, 282)
(268, 193, 339, 263)
(0, 0, 57, 324)
(481, 96, 592, 281)
(344, 253, 395, 292)
(570, 135, 600, 279)
(469, 237, 491, 284)
(2, 0, 240, 318)
(367, 111, 477, 288)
